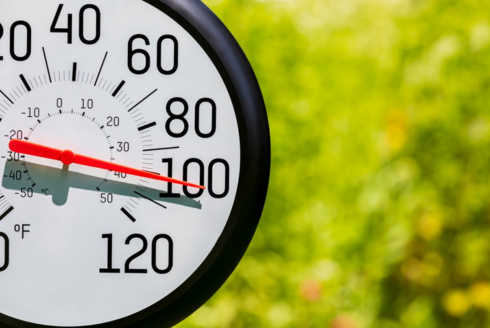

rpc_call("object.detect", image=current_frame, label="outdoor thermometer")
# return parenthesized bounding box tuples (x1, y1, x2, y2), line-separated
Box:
(0, 0, 270, 326)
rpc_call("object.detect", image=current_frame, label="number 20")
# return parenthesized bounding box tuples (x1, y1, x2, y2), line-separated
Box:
(0, 21, 32, 61)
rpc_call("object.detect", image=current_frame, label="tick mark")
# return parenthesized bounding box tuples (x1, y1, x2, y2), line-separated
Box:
(42, 47, 53, 83)
(142, 170, 160, 175)
(20, 74, 31, 92)
(121, 207, 136, 222)
(138, 122, 156, 132)
(143, 146, 180, 152)
(134, 191, 167, 209)
(0, 206, 13, 221)
(72, 62, 77, 82)
(0, 90, 13, 104)
(128, 89, 158, 112)
(112, 80, 125, 97)
(94, 51, 108, 86)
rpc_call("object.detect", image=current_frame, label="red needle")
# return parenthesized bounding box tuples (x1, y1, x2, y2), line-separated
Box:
(9, 139, 205, 190)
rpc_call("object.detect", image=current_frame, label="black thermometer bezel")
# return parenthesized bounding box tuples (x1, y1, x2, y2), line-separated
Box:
(0, 0, 270, 327)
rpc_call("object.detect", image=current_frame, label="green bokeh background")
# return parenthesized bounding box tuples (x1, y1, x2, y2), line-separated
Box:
(178, 0, 490, 327)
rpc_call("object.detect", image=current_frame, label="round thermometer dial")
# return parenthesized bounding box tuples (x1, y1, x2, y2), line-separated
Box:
(0, 0, 270, 327)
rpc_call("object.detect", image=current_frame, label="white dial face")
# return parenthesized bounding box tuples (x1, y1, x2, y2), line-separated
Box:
(0, 0, 240, 326)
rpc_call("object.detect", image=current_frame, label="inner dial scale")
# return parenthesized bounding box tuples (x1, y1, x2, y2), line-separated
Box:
(0, 1, 241, 326)
(24, 110, 115, 197)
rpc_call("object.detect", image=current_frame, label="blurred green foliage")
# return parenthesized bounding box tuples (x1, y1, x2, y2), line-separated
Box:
(177, 0, 490, 327)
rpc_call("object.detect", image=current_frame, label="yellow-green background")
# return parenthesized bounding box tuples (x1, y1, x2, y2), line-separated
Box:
(178, 0, 490, 327)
